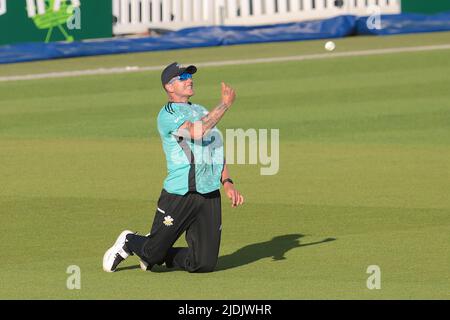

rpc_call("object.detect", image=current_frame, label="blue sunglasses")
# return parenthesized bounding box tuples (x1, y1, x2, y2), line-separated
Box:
(169, 72, 192, 83)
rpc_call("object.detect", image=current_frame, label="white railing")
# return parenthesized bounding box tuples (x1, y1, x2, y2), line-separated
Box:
(0, 0, 6, 16)
(113, 0, 217, 34)
(113, 0, 401, 35)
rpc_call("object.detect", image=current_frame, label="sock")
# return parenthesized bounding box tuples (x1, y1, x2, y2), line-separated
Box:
(125, 233, 148, 258)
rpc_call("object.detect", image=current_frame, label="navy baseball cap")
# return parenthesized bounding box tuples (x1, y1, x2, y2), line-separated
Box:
(161, 62, 197, 87)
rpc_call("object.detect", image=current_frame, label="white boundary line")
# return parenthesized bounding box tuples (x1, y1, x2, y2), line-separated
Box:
(1, 44, 449, 82)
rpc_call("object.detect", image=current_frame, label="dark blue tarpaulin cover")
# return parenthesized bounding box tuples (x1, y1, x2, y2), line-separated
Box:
(1, 11, 450, 65)
(0, 15, 356, 65)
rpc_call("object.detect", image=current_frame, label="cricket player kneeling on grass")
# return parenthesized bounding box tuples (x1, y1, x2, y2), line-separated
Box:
(103, 62, 244, 273)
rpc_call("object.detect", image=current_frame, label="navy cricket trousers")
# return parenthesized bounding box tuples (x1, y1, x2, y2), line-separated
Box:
(125, 189, 222, 273)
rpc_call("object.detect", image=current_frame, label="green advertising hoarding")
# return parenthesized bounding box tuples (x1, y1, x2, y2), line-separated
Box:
(0, 0, 112, 45)
(402, 0, 450, 14)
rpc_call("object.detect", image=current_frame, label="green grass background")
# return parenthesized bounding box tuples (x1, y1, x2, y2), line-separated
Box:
(1, 32, 449, 299)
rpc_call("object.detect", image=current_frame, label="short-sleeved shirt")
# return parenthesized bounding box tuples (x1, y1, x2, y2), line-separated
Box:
(157, 102, 225, 195)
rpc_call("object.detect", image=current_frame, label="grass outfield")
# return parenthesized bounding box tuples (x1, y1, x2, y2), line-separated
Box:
(1, 32, 450, 299)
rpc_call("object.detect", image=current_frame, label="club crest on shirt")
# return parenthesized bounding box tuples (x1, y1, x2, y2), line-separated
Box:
(163, 215, 174, 226)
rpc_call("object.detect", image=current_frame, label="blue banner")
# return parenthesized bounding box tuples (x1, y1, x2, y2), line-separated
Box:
(0, 15, 356, 64)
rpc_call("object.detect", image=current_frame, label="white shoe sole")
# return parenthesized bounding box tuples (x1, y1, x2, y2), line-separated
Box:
(103, 230, 133, 272)
(139, 259, 150, 271)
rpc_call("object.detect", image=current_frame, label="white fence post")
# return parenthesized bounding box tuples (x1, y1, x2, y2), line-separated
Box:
(303, 0, 312, 12)
(173, 0, 182, 22)
(266, 0, 275, 15)
(130, 0, 139, 24)
(142, 0, 150, 24)
(204, 0, 216, 24)
(120, 0, 129, 24)
(228, 0, 238, 19)
(253, 0, 262, 15)
(315, 0, 324, 11)
(241, 0, 250, 18)
(292, 0, 301, 11)
(193, 0, 202, 21)
(183, 0, 193, 22)
(113, 0, 120, 22)
(162, 0, 172, 23)
(151, 0, 159, 23)
(279, 0, 288, 14)
(0, 0, 6, 16)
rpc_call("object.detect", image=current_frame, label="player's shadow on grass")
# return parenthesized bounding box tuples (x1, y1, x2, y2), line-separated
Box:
(116, 234, 335, 272)
(215, 234, 336, 271)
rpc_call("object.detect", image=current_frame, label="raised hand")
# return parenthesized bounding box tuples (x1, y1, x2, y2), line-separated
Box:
(221, 82, 236, 108)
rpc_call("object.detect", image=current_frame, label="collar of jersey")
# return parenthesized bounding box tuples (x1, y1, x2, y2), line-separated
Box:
(168, 101, 192, 105)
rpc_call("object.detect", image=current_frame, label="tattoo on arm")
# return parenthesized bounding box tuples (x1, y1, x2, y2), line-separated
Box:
(201, 102, 229, 131)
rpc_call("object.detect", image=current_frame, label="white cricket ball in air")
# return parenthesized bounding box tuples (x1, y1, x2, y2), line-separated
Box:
(325, 41, 336, 51)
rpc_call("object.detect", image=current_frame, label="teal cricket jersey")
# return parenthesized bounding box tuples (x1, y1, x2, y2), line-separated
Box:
(157, 102, 225, 195)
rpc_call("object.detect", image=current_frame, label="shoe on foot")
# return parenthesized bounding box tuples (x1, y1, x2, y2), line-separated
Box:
(103, 230, 133, 272)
